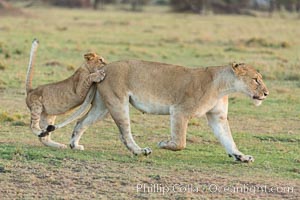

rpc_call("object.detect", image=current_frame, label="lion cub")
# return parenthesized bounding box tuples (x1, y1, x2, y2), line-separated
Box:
(25, 39, 106, 148)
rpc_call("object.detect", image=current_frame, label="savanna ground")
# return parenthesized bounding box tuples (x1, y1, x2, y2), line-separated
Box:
(0, 5, 299, 199)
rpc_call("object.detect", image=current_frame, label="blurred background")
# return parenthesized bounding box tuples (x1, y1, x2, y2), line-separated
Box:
(1, 0, 300, 15)
(0, 1, 299, 199)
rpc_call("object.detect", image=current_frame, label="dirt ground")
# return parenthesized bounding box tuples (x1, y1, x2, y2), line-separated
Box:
(0, 158, 298, 199)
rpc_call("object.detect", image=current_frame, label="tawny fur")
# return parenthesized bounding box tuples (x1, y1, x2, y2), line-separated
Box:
(25, 39, 107, 148)
(71, 60, 268, 163)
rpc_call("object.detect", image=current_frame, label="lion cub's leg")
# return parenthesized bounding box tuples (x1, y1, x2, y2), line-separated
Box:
(77, 70, 105, 100)
(29, 100, 44, 136)
(39, 135, 67, 149)
(90, 70, 105, 82)
(106, 99, 151, 156)
(158, 112, 189, 151)
(206, 96, 254, 163)
(38, 113, 67, 149)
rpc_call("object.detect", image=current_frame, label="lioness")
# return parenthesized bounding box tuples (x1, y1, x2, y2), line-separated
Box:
(67, 60, 268, 162)
(25, 39, 106, 148)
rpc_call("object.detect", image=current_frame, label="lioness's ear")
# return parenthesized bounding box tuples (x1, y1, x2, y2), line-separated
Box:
(231, 62, 239, 74)
(84, 53, 97, 61)
(231, 62, 245, 75)
(232, 62, 239, 69)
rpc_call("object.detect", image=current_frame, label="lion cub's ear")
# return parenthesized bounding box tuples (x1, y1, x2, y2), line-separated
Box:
(99, 57, 107, 65)
(84, 53, 97, 61)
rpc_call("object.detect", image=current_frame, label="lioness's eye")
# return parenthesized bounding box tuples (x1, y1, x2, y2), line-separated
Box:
(253, 78, 259, 84)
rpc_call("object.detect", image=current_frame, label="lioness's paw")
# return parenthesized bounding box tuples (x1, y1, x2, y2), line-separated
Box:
(158, 140, 184, 151)
(142, 147, 152, 156)
(158, 141, 169, 149)
(242, 155, 255, 163)
(232, 154, 254, 163)
(133, 147, 152, 156)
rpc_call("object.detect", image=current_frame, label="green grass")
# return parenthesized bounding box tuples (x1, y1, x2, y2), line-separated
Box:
(0, 6, 299, 199)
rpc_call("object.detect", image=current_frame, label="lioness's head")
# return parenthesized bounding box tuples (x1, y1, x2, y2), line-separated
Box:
(232, 62, 269, 106)
(84, 52, 107, 72)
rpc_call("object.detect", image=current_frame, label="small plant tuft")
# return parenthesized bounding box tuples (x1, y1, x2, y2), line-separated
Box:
(0, 62, 6, 70)
(244, 37, 290, 48)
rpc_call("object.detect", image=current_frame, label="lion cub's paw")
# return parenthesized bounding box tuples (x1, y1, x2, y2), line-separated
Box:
(233, 154, 254, 163)
(59, 144, 68, 149)
(69, 144, 84, 151)
(95, 70, 106, 82)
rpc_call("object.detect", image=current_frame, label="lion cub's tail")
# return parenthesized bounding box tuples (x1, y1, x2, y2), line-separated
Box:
(26, 38, 39, 94)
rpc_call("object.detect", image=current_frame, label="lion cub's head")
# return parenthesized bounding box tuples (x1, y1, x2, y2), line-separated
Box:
(84, 52, 107, 73)
(232, 62, 269, 106)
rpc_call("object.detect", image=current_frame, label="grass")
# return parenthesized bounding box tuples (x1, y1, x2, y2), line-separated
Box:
(0, 6, 299, 199)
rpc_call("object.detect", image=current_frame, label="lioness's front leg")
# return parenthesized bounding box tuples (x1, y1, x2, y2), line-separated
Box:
(158, 112, 189, 151)
(70, 91, 108, 150)
(206, 96, 254, 163)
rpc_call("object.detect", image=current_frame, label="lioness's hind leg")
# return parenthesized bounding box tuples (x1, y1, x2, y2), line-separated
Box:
(107, 99, 151, 156)
(70, 91, 107, 150)
(158, 112, 188, 151)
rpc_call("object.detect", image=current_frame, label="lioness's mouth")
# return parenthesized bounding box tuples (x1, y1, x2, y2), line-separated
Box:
(253, 96, 265, 101)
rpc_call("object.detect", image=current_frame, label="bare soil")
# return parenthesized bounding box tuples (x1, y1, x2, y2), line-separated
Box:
(0, 158, 298, 199)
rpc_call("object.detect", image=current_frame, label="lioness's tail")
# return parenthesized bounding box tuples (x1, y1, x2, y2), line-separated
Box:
(46, 85, 97, 133)
(26, 38, 39, 94)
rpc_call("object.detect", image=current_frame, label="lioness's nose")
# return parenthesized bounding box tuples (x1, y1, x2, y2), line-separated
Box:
(264, 91, 269, 96)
